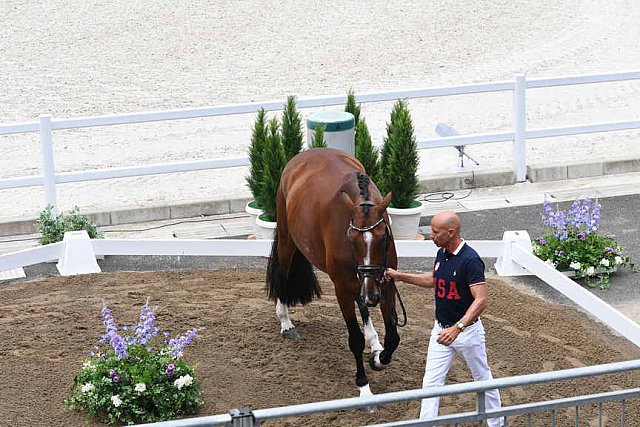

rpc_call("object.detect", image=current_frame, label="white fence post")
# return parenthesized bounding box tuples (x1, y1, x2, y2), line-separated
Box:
(494, 230, 534, 276)
(39, 115, 57, 211)
(56, 230, 101, 276)
(513, 74, 527, 182)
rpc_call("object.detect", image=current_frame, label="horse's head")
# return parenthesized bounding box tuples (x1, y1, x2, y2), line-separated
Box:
(343, 190, 393, 307)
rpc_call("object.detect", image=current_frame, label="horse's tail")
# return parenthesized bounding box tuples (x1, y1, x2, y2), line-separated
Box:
(267, 228, 321, 306)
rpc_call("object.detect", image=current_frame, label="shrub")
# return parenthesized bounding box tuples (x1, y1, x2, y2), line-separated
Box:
(37, 205, 103, 245)
(345, 90, 379, 182)
(256, 117, 286, 221)
(246, 108, 268, 205)
(379, 99, 420, 208)
(532, 198, 636, 289)
(310, 123, 327, 148)
(64, 299, 204, 425)
(281, 95, 304, 162)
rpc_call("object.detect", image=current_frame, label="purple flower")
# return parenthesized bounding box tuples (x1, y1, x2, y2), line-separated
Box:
(133, 299, 159, 347)
(168, 328, 203, 359)
(101, 303, 128, 359)
(604, 247, 614, 253)
(109, 369, 120, 383)
(536, 237, 547, 245)
(166, 363, 175, 377)
(578, 232, 586, 240)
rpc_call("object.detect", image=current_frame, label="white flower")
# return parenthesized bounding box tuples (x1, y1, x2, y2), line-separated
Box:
(599, 258, 610, 267)
(585, 266, 596, 276)
(134, 383, 147, 393)
(545, 259, 556, 268)
(111, 395, 123, 407)
(569, 261, 581, 270)
(174, 374, 194, 390)
(615, 256, 623, 265)
(81, 383, 95, 393)
(82, 361, 94, 371)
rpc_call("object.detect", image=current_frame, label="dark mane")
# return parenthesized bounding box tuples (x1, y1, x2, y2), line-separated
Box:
(355, 172, 370, 201)
(354, 172, 373, 215)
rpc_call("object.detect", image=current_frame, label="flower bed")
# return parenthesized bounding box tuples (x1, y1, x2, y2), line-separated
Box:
(64, 299, 204, 425)
(532, 198, 635, 289)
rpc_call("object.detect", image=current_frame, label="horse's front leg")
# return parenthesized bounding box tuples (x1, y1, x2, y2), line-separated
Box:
(336, 289, 372, 398)
(357, 300, 385, 371)
(378, 280, 400, 366)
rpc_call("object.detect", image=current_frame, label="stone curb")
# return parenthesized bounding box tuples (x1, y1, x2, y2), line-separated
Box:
(0, 159, 638, 237)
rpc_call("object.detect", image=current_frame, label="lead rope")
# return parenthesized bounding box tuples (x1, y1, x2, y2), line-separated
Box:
(389, 278, 408, 327)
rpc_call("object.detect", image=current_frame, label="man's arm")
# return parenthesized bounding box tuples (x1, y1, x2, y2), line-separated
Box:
(436, 283, 489, 346)
(384, 268, 434, 288)
(460, 283, 488, 326)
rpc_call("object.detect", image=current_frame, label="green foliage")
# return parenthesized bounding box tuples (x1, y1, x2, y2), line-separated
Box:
(355, 119, 380, 183)
(281, 95, 304, 162)
(345, 90, 380, 184)
(255, 117, 286, 221)
(379, 99, 420, 208)
(310, 124, 327, 148)
(246, 108, 268, 205)
(532, 198, 636, 290)
(344, 89, 361, 128)
(37, 205, 103, 245)
(64, 300, 203, 425)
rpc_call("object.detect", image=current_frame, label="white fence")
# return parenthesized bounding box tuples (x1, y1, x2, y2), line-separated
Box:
(1, 71, 640, 213)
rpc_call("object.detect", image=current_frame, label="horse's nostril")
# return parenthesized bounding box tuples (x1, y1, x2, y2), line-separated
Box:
(365, 295, 380, 307)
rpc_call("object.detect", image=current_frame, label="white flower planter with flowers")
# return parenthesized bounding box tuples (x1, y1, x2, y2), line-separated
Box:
(532, 198, 635, 290)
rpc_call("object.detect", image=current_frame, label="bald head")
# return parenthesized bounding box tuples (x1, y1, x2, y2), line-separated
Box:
(431, 211, 461, 234)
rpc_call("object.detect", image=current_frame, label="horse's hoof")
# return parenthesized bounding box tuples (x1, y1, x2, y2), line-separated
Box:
(361, 405, 378, 413)
(369, 350, 385, 371)
(282, 328, 300, 340)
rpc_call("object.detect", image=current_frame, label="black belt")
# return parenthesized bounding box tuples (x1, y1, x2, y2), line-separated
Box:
(438, 319, 478, 329)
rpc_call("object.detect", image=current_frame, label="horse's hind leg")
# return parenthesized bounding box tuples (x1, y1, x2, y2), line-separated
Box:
(357, 301, 385, 371)
(276, 299, 299, 340)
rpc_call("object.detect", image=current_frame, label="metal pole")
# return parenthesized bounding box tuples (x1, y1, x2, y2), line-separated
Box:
(39, 115, 57, 211)
(229, 407, 258, 427)
(513, 74, 527, 182)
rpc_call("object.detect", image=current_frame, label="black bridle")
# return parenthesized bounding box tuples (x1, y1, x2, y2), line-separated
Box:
(349, 202, 407, 327)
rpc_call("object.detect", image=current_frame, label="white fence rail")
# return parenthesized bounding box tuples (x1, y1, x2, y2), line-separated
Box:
(1, 71, 640, 212)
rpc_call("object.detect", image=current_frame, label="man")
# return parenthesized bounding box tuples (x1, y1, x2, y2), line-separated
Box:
(385, 211, 504, 427)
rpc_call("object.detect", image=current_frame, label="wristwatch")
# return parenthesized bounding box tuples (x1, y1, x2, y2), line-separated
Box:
(455, 321, 465, 332)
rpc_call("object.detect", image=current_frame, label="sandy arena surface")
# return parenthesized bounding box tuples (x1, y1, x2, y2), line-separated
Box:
(1, 269, 639, 426)
(1, 0, 640, 221)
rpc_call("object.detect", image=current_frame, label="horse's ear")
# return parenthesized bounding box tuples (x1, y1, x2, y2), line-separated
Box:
(380, 192, 393, 210)
(341, 191, 356, 210)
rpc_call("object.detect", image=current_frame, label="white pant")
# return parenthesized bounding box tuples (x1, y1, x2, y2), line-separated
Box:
(420, 319, 504, 427)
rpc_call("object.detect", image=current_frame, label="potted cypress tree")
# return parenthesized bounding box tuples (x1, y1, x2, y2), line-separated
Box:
(245, 108, 268, 235)
(345, 90, 380, 183)
(281, 95, 304, 162)
(379, 99, 423, 239)
(254, 117, 287, 239)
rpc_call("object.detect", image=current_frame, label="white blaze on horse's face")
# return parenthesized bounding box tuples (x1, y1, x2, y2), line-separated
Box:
(361, 231, 378, 306)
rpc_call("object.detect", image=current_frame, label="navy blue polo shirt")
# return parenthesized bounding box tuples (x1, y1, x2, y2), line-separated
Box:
(432, 241, 486, 326)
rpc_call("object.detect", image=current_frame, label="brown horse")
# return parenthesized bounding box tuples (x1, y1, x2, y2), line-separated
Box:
(266, 147, 400, 398)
